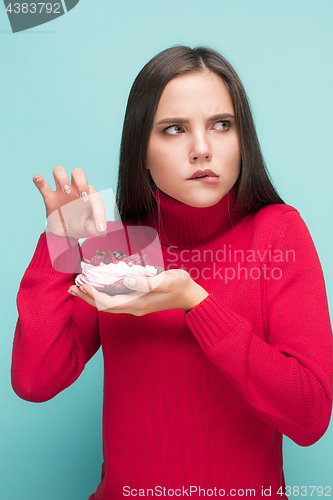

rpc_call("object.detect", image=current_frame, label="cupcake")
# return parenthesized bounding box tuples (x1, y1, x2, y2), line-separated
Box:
(75, 250, 164, 296)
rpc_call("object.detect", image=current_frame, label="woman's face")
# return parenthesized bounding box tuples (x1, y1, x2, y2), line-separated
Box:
(147, 71, 241, 207)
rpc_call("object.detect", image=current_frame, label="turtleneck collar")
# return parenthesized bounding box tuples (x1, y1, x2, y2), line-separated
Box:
(142, 187, 242, 250)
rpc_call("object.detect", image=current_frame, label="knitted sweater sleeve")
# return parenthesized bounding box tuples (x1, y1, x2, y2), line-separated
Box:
(185, 209, 333, 446)
(11, 232, 101, 403)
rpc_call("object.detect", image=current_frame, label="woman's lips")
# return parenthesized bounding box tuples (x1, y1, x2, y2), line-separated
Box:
(188, 168, 218, 179)
(189, 176, 219, 185)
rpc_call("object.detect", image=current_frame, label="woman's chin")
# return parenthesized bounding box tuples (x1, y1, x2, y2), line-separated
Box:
(177, 191, 229, 208)
(158, 184, 232, 208)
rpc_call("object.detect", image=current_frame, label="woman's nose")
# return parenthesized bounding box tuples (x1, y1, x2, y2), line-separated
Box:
(189, 134, 212, 163)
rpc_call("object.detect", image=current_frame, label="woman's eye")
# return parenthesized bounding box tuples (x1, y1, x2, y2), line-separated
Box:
(164, 125, 184, 135)
(213, 120, 230, 131)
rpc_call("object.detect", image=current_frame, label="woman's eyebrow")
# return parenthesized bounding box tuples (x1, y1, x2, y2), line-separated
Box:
(209, 113, 235, 121)
(155, 113, 235, 125)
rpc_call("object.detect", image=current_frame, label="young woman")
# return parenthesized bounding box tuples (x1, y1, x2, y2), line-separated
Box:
(12, 46, 333, 499)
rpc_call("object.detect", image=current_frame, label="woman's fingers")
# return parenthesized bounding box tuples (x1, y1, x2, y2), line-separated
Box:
(87, 285, 117, 310)
(70, 167, 90, 201)
(122, 274, 164, 294)
(52, 165, 72, 196)
(35, 166, 97, 209)
(68, 285, 97, 307)
(33, 174, 54, 202)
(68, 284, 127, 311)
(122, 270, 186, 294)
(86, 185, 107, 234)
(34, 166, 107, 238)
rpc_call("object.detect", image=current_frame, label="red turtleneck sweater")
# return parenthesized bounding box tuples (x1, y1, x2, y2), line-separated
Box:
(12, 189, 333, 499)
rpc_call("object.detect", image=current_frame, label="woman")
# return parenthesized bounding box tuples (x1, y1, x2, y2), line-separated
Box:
(12, 46, 333, 499)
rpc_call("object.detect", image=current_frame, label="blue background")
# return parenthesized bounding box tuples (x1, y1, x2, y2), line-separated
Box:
(1, 1, 332, 498)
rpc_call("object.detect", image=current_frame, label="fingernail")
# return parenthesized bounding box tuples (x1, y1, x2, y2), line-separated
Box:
(79, 285, 87, 294)
(123, 277, 136, 288)
(98, 222, 105, 232)
(68, 289, 78, 296)
(81, 191, 89, 202)
(64, 184, 71, 194)
(34, 175, 40, 182)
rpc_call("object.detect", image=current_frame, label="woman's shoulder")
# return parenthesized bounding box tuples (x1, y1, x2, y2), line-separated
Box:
(250, 202, 305, 235)
(249, 203, 313, 250)
(252, 202, 299, 225)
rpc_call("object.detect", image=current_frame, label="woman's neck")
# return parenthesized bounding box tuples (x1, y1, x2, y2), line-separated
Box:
(143, 187, 241, 250)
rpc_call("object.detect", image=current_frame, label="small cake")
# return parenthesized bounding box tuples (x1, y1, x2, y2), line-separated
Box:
(75, 250, 164, 296)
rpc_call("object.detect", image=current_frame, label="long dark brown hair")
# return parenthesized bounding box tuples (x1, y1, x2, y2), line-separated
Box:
(116, 45, 284, 221)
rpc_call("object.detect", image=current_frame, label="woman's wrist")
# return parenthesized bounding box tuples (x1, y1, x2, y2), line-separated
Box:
(183, 281, 209, 313)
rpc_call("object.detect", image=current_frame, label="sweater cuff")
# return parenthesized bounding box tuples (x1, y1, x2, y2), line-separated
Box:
(29, 232, 81, 273)
(185, 293, 242, 350)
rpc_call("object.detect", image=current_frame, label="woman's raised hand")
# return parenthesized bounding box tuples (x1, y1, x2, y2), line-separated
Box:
(33, 166, 107, 239)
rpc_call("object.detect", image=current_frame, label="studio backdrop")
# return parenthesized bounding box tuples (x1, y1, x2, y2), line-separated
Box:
(1, 1, 332, 499)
